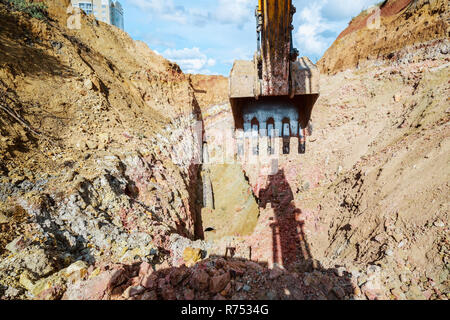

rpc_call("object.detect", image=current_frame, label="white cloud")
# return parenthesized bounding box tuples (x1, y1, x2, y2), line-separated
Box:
(163, 47, 217, 74)
(293, 0, 379, 57)
(128, 0, 171, 12)
(214, 0, 254, 28)
(129, 0, 254, 28)
(295, 3, 335, 56)
(127, 0, 187, 23)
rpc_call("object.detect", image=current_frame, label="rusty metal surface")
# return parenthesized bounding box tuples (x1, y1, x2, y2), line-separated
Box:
(260, 0, 291, 96)
(229, 1, 320, 100)
(291, 56, 320, 95)
(229, 56, 319, 98)
(229, 60, 256, 98)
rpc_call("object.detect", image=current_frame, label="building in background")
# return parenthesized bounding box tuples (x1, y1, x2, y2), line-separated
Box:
(71, 0, 124, 30)
(110, 1, 124, 30)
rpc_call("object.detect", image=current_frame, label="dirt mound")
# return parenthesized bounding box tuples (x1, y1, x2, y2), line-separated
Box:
(189, 74, 228, 110)
(0, 0, 208, 298)
(318, 0, 449, 74)
(189, 3, 449, 300)
(61, 256, 356, 301)
(302, 38, 449, 300)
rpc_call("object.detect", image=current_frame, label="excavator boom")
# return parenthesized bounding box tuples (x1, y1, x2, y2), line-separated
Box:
(260, 0, 294, 96)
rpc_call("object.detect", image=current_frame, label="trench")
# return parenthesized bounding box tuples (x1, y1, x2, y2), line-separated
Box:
(188, 148, 319, 272)
(189, 98, 316, 243)
(184, 86, 317, 271)
(196, 163, 260, 241)
(186, 101, 261, 242)
(187, 145, 260, 242)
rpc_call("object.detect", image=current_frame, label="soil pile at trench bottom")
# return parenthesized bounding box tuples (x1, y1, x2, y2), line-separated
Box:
(0, 0, 448, 300)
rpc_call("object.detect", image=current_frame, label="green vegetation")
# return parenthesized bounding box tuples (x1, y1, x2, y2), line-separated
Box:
(3, 0, 48, 20)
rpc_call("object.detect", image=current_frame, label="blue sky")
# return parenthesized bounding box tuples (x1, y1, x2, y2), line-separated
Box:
(120, 0, 380, 75)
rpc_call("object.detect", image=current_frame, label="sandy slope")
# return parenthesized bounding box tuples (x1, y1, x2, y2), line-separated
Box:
(318, 0, 448, 74)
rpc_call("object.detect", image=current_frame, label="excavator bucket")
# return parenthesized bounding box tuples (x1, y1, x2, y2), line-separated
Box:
(229, 57, 319, 155)
(229, 0, 320, 156)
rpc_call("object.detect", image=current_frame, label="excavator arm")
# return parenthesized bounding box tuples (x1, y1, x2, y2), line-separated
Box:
(229, 0, 319, 155)
(257, 0, 298, 96)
